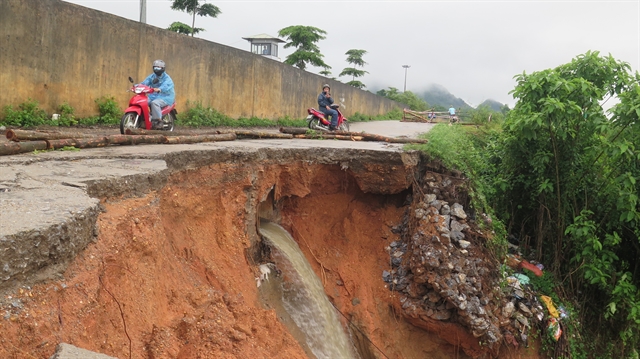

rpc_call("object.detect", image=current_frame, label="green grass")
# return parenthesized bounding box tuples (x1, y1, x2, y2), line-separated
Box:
(2, 99, 402, 129)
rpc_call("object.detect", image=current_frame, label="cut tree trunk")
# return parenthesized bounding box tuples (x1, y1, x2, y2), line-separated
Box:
(6, 129, 99, 141)
(279, 127, 427, 144)
(125, 129, 220, 136)
(233, 130, 293, 139)
(293, 134, 363, 141)
(46, 137, 110, 150)
(107, 135, 167, 145)
(162, 133, 237, 144)
(0, 141, 48, 156)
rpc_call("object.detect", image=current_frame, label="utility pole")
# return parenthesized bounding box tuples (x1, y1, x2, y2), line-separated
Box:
(140, 0, 147, 23)
(402, 65, 411, 92)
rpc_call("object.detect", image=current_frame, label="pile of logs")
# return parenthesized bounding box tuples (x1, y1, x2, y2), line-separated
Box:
(0, 127, 427, 157)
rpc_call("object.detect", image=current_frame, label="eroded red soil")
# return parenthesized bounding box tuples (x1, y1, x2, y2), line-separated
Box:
(0, 160, 542, 359)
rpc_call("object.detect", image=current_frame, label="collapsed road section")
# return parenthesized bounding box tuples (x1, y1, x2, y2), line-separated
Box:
(0, 139, 533, 358)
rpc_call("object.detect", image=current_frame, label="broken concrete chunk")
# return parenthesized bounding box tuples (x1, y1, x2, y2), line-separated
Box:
(424, 193, 437, 203)
(450, 219, 469, 233)
(451, 231, 465, 242)
(458, 239, 471, 249)
(49, 343, 117, 359)
(451, 203, 467, 219)
(503, 301, 515, 318)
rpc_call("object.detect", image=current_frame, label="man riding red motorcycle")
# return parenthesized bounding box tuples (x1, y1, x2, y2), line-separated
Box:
(141, 60, 175, 129)
(317, 84, 338, 131)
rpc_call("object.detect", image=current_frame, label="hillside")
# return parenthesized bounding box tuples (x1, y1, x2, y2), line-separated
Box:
(477, 99, 504, 111)
(419, 84, 472, 110)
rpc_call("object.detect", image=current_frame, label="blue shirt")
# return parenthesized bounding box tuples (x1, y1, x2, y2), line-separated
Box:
(449, 107, 456, 115)
(317, 92, 334, 109)
(141, 72, 175, 105)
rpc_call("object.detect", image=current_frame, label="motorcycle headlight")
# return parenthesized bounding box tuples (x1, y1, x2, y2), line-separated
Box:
(134, 87, 144, 94)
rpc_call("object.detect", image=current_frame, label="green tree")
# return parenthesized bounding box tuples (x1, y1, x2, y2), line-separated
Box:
(278, 26, 330, 71)
(167, 21, 203, 35)
(170, 0, 221, 37)
(340, 49, 368, 89)
(377, 87, 428, 111)
(493, 51, 640, 355)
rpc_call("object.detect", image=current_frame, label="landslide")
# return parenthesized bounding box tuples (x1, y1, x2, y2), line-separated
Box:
(0, 149, 542, 359)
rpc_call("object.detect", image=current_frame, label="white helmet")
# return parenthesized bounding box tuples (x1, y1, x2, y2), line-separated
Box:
(153, 60, 166, 76)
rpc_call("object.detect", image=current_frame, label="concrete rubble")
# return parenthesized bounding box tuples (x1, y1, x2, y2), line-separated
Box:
(48, 343, 117, 359)
(384, 169, 548, 353)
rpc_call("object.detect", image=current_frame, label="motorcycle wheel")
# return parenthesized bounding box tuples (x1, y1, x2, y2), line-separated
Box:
(162, 112, 175, 132)
(308, 117, 321, 130)
(120, 112, 139, 135)
(338, 121, 350, 132)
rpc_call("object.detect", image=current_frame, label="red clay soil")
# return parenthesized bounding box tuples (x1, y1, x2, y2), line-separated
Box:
(0, 160, 543, 358)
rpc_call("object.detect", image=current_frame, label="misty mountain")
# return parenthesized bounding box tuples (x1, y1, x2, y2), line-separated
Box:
(419, 84, 472, 110)
(477, 99, 504, 112)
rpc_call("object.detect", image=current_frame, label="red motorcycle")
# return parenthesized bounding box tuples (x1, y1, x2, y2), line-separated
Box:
(120, 77, 177, 134)
(306, 104, 350, 132)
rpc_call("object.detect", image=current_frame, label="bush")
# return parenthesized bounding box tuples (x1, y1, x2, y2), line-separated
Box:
(1, 99, 48, 127)
(53, 103, 77, 127)
(95, 96, 121, 124)
(179, 101, 307, 128)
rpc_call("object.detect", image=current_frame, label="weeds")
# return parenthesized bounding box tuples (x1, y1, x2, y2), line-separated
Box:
(54, 103, 77, 127)
(179, 101, 307, 127)
(95, 96, 121, 125)
(1, 99, 48, 127)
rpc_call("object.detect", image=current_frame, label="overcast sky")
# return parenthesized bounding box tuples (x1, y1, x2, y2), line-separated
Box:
(63, 0, 639, 108)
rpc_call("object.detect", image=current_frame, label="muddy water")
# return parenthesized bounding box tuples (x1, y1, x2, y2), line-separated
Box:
(258, 219, 357, 359)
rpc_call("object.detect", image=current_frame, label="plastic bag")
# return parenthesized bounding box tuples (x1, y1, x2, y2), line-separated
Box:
(540, 295, 559, 318)
(514, 273, 530, 286)
(547, 317, 562, 341)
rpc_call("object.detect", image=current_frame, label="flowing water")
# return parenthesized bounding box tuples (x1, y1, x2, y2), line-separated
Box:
(258, 219, 356, 359)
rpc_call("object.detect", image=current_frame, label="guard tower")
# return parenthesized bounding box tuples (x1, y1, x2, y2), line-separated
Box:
(242, 33, 285, 61)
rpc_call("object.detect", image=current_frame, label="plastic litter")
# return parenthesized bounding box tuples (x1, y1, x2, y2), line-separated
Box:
(540, 295, 559, 318)
(507, 276, 522, 289)
(514, 273, 530, 286)
(547, 317, 562, 341)
(520, 260, 543, 277)
(506, 254, 521, 269)
(558, 305, 568, 319)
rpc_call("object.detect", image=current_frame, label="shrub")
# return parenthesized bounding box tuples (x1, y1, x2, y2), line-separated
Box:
(180, 101, 306, 127)
(1, 99, 48, 127)
(53, 102, 77, 127)
(95, 96, 121, 125)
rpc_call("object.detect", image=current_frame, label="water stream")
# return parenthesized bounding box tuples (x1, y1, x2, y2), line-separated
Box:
(258, 219, 356, 359)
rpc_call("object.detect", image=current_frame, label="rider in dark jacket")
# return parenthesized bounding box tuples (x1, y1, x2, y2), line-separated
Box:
(317, 84, 338, 130)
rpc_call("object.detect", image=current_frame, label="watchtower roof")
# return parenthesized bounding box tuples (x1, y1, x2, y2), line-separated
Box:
(242, 33, 285, 43)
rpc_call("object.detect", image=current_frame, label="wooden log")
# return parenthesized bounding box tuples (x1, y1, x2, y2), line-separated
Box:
(278, 127, 311, 135)
(162, 133, 237, 144)
(0, 141, 48, 156)
(280, 127, 427, 144)
(107, 135, 167, 145)
(293, 134, 364, 141)
(72, 137, 110, 149)
(234, 130, 293, 139)
(125, 129, 222, 136)
(6, 129, 99, 141)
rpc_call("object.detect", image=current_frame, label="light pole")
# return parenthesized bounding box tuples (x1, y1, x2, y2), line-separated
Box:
(402, 65, 410, 92)
(140, 0, 147, 23)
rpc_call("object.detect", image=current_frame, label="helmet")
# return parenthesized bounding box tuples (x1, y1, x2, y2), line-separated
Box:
(322, 84, 330, 90)
(152, 59, 166, 76)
